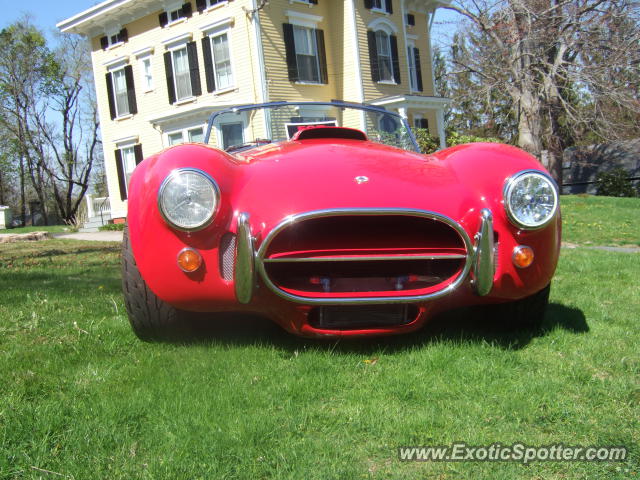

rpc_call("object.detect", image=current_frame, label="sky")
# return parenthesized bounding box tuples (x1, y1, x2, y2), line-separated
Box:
(0, 0, 98, 41)
(0, 0, 460, 48)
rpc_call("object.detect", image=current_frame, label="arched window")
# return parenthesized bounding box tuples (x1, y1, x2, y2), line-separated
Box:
(367, 19, 401, 84)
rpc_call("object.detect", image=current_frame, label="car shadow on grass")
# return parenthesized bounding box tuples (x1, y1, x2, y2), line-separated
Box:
(163, 302, 588, 353)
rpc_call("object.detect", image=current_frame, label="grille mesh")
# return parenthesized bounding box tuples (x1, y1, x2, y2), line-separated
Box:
(219, 233, 236, 281)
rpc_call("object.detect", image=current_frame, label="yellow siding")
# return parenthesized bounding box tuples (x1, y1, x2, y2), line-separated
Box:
(258, 0, 338, 102)
(91, 0, 258, 218)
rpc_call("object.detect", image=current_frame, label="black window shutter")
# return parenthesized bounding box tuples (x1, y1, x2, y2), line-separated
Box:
(119, 28, 128, 43)
(385, 0, 393, 14)
(105, 73, 116, 120)
(414, 48, 423, 92)
(187, 41, 202, 96)
(282, 23, 299, 82)
(114, 149, 127, 201)
(100, 36, 108, 50)
(315, 29, 328, 84)
(201, 36, 216, 93)
(164, 52, 176, 104)
(159, 12, 168, 27)
(134, 144, 144, 165)
(390, 35, 401, 84)
(196, 0, 206, 12)
(124, 65, 137, 115)
(364, 0, 373, 9)
(407, 14, 415, 26)
(367, 31, 380, 83)
(181, 2, 193, 18)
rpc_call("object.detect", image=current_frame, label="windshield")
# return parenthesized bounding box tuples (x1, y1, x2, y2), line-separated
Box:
(204, 101, 419, 153)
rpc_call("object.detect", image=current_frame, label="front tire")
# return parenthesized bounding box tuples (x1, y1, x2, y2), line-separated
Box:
(488, 283, 551, 330)
(121, 225, 190, 340)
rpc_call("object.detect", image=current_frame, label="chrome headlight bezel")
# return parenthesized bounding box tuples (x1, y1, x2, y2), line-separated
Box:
(157, 168, 220, 232)
(503, 170, 559, 230)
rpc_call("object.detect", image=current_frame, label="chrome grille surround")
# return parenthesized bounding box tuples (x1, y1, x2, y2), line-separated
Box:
(255, 208, 474, 305)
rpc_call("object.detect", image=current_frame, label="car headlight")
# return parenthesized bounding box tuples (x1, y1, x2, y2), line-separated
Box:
(158, 169, 220, 231)
(504, 170, 558, 229)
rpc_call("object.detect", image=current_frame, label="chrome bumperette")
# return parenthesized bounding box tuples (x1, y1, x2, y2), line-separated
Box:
(472, 209, 495, 296)
(234, 212, 255, 304)
(255, 208, 474, 306)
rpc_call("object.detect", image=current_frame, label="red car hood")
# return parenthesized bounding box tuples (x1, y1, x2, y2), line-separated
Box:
(231, 139, 482, 230)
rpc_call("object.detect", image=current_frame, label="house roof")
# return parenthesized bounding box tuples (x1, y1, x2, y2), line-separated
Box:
(56, 0, 160, 37)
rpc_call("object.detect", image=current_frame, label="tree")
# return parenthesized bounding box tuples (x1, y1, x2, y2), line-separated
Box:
(35, 34, 101, 223)
(442, 0, 640, 183)
(0, 18, 57, 225)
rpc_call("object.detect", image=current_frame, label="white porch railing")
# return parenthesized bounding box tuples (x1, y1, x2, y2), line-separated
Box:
(85, 195, 111, 219)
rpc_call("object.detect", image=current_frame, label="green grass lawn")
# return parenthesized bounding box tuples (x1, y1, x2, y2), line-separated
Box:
(561, 195, 640, 246)
(0, 225, 72, 235)
(0, 197, 638, 479)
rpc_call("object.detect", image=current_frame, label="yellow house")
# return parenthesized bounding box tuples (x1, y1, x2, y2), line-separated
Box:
(58, 0, 450, 223)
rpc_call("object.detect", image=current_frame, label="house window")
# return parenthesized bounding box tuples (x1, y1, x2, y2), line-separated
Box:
(282, 23, 328, 84)
(173, 47, 192, 100)
(105, 65, 137, 120)
(196, 0, 228, 11)
(203, 31, 233, 92)
(365, 0, 392, 14)
(406, 14, 415, 26)
(163, 42, 201, 104)
(114, 144, 143, 200)
(220, 122, 244, 149)
(375, 31, 393, 82)
(407, 46, 423, 92)
(367, 28, 401, 84)
(141, 57, 153, 91)
(100, 29, 128, 49)
(159, 3, 193, 27)
(167, 126, 205, 146)
(414, 117, 429, 130)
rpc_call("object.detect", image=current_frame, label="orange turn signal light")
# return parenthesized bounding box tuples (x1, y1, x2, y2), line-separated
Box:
(177, 248, 202, 273)
(512, 245, 534, 269)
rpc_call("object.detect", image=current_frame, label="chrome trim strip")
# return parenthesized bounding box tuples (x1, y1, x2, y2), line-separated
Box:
(503, 169, 559, 230)
(473, 209, 495, 296)
(255, 208, 474, 305)
(157, 168, 221, 232)
(263, 254, 466, 263)
(234, 212, 255, 304)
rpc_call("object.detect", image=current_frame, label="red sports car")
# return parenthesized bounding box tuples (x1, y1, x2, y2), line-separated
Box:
(122, 101, 560, 339)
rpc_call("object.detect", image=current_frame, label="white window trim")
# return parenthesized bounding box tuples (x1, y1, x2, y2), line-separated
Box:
(110, 66, 131, 119)
(208, 28, 235, 91)
(139, 56, 154, 93)
(291, 24, 322, 84)
(213, 112, 248, 149)
(200, 17, 234, 33)
(407, 41, 418, 93)
(166, 42, 194, 103)
(285, 10, 323, 28)
(165, 1, 187, 26)
(104, 26, 124, 50)
(133, 46, 154, 58)
(289, 0, 315, 6)
(368, 18, 398, 35)
(204, 0, 229, 13)
(161, 32, 193, 49)
(114, 135, 139, 148)
(103, 56, 129, 69)
(164, 124, 207, 148)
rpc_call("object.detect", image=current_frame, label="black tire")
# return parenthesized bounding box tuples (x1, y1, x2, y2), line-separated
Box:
(121, 225, 191, 340)
(487, 283, 551, 331)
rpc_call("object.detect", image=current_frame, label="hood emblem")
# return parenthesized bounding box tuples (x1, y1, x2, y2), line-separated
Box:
(354, 176, 369, 184)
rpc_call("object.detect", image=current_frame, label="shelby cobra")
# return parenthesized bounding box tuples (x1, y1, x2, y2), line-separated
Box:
(122, 101, 560, 339)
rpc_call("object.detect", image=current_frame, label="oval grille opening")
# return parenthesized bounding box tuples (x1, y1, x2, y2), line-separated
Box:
(260, 214, 469, 299)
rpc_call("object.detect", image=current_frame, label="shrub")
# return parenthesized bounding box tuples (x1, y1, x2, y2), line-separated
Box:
(99, 223, 125, 231)
(413, 128, 502, 154)
(595, 168, 637, 197)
